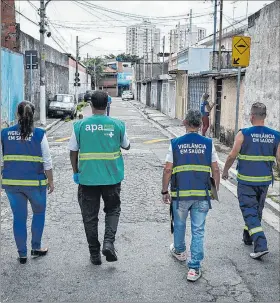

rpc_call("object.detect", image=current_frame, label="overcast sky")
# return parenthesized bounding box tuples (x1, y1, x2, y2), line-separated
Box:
(15, 0, 273, 59)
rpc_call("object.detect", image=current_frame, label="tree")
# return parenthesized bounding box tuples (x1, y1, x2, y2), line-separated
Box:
(83, 56, 105, 89)
(115, 53, 139, 62)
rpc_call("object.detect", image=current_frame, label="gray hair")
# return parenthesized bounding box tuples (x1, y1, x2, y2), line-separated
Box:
(185, 110, 202, 128)
(251, 102, 267, 119)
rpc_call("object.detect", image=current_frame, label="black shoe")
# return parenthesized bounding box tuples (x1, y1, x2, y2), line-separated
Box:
(31, 248, 48, 258)
(102, 242, 118, 262)
(18, 257, 27, 264)
(90, 253, 102, 265)
(243, 230, 253, 246)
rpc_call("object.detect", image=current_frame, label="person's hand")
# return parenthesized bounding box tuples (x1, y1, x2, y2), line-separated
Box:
(162, 193, 171, 204)
(73, 173, 80, 184)
(48, 181, 54, 194)
(222, 170, 229, 180)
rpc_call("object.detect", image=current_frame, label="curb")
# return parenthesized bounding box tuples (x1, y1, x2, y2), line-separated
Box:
(45, 119, 61, 132)
(132, 100, 280, 217)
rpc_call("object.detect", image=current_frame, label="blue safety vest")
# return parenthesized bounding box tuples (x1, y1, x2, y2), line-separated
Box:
(1, 124, 47, 189)
(171, 133, 212, 201)
(237, 126, 280, 186)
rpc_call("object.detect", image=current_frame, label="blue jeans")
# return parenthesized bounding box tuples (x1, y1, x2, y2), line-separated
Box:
(172, 200, 209, 269)
(107, 105, 110, 116)
(6, 188, 47, 257)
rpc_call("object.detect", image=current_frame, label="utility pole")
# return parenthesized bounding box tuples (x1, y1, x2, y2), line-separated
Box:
(189, 9, 192, 47)
(151, 32, 153, 78)
(162, 36, 165, 75)
(235, 67, 242, 135)
(75, 36, 79, 101)
(39, 0, 49, 126)
(218, 0, 223, 71)
(86, 53, 89, 89)
(213, 0, 218, 53)
(93, 59, 97, 90)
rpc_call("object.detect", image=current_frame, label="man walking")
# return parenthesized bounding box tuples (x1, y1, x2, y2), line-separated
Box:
(107, 92, 112, 116)
(222, 102, 280, 259)
(162, 110, 220, 282)
(68, 91, 130, 265)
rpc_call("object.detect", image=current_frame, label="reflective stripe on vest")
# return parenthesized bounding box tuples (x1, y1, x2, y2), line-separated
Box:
(237, 173, 272, 182)
(249, 226, 263, 236)
(171, 190, 210, 198)
(79, 151, 121, 161)
(2, 179, 48, 186)
(3, 155, 43, 162)
(172, 165, 211, 174)
(238, 154, 275, 161)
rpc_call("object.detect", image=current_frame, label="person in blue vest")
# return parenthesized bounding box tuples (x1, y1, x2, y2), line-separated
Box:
(107, 92, 112, 116)
(1, 101, 54, 264)
(200, 93, 215, 136)
(162, 109, 220, 282)
(222, 102, 280, 260)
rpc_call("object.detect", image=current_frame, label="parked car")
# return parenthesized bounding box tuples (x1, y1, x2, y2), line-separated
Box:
(122, 90, 134, 100)
(78, 93, 85, 103)
(84, 90, 95, 102)
(48, 94, 77, 119)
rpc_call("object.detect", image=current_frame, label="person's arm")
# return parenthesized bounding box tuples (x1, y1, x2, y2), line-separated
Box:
(162, 143, 173, 204)
(206, 102, 216, 112)
(121, 128, 130, 150)
(41, 134, 54, 194)
(276, 143, 280, 172)
(211, 162, 220, 191)
(70, 151, 79, 173)
(222, 131, 244, 180)
(68, 129, 79, 173)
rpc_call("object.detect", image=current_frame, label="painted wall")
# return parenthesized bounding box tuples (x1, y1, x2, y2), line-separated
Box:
(19, 30, 69, 119)
(244, 1, 280, 130)
(178, 48, 212, 73)
(1, 48, 24, 126)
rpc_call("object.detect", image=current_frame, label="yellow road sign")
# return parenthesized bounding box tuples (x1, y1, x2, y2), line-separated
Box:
(232, 36, 251, 67)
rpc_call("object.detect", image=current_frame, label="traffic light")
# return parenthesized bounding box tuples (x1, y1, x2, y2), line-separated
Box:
(74, 72, 81, 87)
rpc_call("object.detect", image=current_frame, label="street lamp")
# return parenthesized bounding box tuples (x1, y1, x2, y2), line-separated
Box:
(75, 37, 101, 95)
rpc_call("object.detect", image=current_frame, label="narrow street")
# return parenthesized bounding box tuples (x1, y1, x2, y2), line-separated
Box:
(1, 98, 279, 302)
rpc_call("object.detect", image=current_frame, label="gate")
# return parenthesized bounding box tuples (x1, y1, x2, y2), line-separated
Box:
(168, 81, 176, 118)
(161, 81, 169, 115)
(157, 81, 162, 110)
(187, 77, 209, 111)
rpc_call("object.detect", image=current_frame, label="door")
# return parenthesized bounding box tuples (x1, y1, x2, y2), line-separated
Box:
(214, 79, 222, 138)
(146, 82, 151, 106)
(157, 81, 162, 110)
(187, 77, 209, 111)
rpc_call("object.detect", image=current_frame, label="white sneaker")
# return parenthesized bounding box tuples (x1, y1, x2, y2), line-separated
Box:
(250, 250, 269, 260)
(187, 268, 202, 282)
(169, 243, 187, 261)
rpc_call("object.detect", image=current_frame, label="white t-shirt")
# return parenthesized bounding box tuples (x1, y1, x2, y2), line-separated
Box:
(165, 142, 218, 163)
(68, 127, 130, 151)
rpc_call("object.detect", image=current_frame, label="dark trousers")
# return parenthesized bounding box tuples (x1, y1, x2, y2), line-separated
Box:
(107, 105, 110, 116)
(78, 183, 121, 256)
(202, 116, 209, 136)
(237, 183, 269, 253)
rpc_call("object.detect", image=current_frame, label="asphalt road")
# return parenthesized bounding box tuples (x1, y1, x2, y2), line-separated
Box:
(1, 98, 279, 302)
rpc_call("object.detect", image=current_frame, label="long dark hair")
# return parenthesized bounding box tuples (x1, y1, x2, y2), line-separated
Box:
(17, 101, 35, 139)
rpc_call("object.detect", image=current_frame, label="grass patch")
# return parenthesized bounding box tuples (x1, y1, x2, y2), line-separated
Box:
(267, 195, 280, 204)
(77, 101, 88, 112)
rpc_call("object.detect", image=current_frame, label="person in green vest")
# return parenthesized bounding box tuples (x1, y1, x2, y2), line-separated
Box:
(68, 90, 130, 265)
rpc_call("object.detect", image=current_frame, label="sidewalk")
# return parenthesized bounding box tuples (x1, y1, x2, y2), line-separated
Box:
(130, 100, 280, 213)
(35, 118, 61, 131)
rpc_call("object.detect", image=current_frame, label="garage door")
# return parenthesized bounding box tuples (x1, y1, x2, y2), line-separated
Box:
(187, 77, 209, 111)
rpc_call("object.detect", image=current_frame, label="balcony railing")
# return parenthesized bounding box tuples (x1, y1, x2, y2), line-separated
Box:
(210, 51, 233, 70)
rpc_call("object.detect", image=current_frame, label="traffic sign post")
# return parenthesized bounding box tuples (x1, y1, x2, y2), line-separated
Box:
(232, 36, 251, 135)
(25, 50, 38, 103)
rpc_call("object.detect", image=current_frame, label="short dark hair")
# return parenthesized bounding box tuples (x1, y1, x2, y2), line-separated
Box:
(251, 102, 266, 119)
(91, 91, 108, 110)
(185, 110, 202, 128)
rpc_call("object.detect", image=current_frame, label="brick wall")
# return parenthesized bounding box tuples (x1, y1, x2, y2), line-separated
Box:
(1, 0, 18, 51)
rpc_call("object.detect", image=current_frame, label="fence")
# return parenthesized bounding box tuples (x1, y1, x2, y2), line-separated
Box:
(1, 48, 24, 127)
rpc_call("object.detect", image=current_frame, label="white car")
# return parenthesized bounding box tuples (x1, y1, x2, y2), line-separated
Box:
(122, 91, 134, 100)
(48, 94, 77, 119)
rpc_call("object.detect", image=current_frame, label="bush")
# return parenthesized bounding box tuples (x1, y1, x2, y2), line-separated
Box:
(77, 101, 88, 112)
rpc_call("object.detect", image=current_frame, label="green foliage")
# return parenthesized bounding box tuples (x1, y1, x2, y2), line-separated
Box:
(83, 56, 105, 88)
(77, 101, 88, 112)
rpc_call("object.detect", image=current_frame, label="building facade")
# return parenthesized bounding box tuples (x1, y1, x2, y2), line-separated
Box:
(170, 23, 206, 54)
(126, 20, 160, 62)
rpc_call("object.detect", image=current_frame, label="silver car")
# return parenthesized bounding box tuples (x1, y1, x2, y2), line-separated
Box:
(122, 91, 134, 100)
(48, 94, 77, 119)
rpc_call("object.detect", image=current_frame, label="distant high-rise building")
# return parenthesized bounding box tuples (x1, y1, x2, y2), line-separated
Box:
(126, 20, 161, 62)
(170, 23, 206, 53)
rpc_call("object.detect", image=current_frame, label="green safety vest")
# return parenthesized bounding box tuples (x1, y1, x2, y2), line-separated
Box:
(74, 115, 126, 186)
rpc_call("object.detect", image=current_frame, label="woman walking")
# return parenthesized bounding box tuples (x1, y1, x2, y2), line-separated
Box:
(200, 93, 215, 136)
(1, 101, 54, 264)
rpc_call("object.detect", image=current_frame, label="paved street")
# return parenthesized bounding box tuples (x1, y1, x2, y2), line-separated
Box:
(1, 98, 279, 302)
